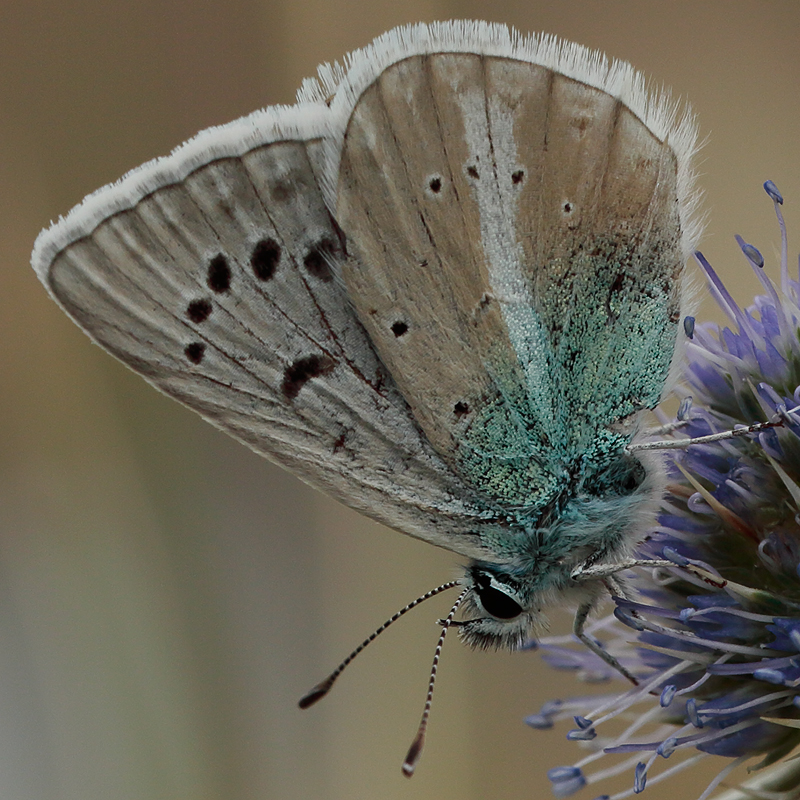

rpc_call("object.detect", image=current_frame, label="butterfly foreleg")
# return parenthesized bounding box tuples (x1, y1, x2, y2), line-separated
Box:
(571, 558, 675, 581)
(572, 590, 640, 686)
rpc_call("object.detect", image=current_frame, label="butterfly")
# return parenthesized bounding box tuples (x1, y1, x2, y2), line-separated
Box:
(32, 19, 701, 770)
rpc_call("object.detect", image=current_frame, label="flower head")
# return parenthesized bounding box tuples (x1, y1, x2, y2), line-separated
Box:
(532, 181, 800, 800)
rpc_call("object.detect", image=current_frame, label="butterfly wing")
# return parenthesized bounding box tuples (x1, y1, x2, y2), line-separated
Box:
(319, 23, 699, 512)
(31, 104, 495, 561)
(32, 21, 700, 562)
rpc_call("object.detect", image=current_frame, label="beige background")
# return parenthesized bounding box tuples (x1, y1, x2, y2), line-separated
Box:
(3, 2, 800, 799)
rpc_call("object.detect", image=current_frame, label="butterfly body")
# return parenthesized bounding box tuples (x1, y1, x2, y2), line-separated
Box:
(32, 22, 700, 652)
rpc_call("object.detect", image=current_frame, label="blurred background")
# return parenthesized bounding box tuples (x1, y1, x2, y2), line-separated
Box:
(2, 1, 800, 799)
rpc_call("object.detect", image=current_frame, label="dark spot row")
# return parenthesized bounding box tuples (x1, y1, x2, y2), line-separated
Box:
(183, 235, 341, 365)
(281, 353, 335, 400)
(204, 235, 338, 293)
(184, 346, 337, 401)
(427, 168, 525, 194)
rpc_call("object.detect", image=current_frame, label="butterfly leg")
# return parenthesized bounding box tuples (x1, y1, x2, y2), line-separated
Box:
(572, 582, 639, 686)
(572, 557, 727, 590)
(571, 557, 673, 580)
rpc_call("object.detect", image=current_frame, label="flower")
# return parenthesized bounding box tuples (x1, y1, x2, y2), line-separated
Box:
(530, 181, 800, 800)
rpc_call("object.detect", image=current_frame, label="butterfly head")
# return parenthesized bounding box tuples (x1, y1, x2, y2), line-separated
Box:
(454, 566, 537, 650)
(456, 449, 666, 651)
(456, 561, 598, 650)
(457, 554, 618, 649)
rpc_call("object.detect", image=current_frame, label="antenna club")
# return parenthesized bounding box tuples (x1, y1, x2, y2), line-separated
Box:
(402, 733, 424, 777)
(298, 680, 332, 709)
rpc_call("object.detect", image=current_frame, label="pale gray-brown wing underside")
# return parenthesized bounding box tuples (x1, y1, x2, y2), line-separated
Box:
(33, 21, 700, 561)
(325, 47, 697, 513)
(32, 106, 496, 562)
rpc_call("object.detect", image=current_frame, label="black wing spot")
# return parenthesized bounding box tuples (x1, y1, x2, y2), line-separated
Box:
(186, 299, 213, 323)
(467, 166, 479, 179)
(282, 354, 335, 400)
(270, 179, 292, 203)
(512, 169, 525, 185)
(207, 254, 231, 293)
(217, 200, 235, 221)
(303, 238, 338, 282)
(562, 201, 574, 214)
(453, 401, 470, 417)
(428, 175, 442, 193)
(333, 432, 347, 454)
(251, 238, 281, 281)
(184, 342, 206, 364)
(391, 320, 408, 337)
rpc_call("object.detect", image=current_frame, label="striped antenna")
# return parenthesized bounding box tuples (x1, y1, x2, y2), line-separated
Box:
(298, 580, 461, 709)
(402, 586, 470, 777)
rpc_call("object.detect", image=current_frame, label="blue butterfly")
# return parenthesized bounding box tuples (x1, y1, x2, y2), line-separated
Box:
(32, 20, 700, 771)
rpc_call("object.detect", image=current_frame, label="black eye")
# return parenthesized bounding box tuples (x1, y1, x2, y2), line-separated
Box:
(473, 571, 524, 620)
(479, 586, 523, 619)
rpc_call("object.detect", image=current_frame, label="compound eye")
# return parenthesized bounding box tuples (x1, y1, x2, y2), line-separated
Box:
(473, 572, 524, 620)
(480, 586, 523, 619)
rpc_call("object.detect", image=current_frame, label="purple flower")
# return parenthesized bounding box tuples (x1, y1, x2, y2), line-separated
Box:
(532, 181, 800, 800)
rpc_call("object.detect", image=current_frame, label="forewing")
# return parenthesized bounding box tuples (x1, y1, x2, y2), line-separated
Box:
(31, 106, 494, 561)
(330, 53, 566, 513)
(323, 30, 697, 509)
